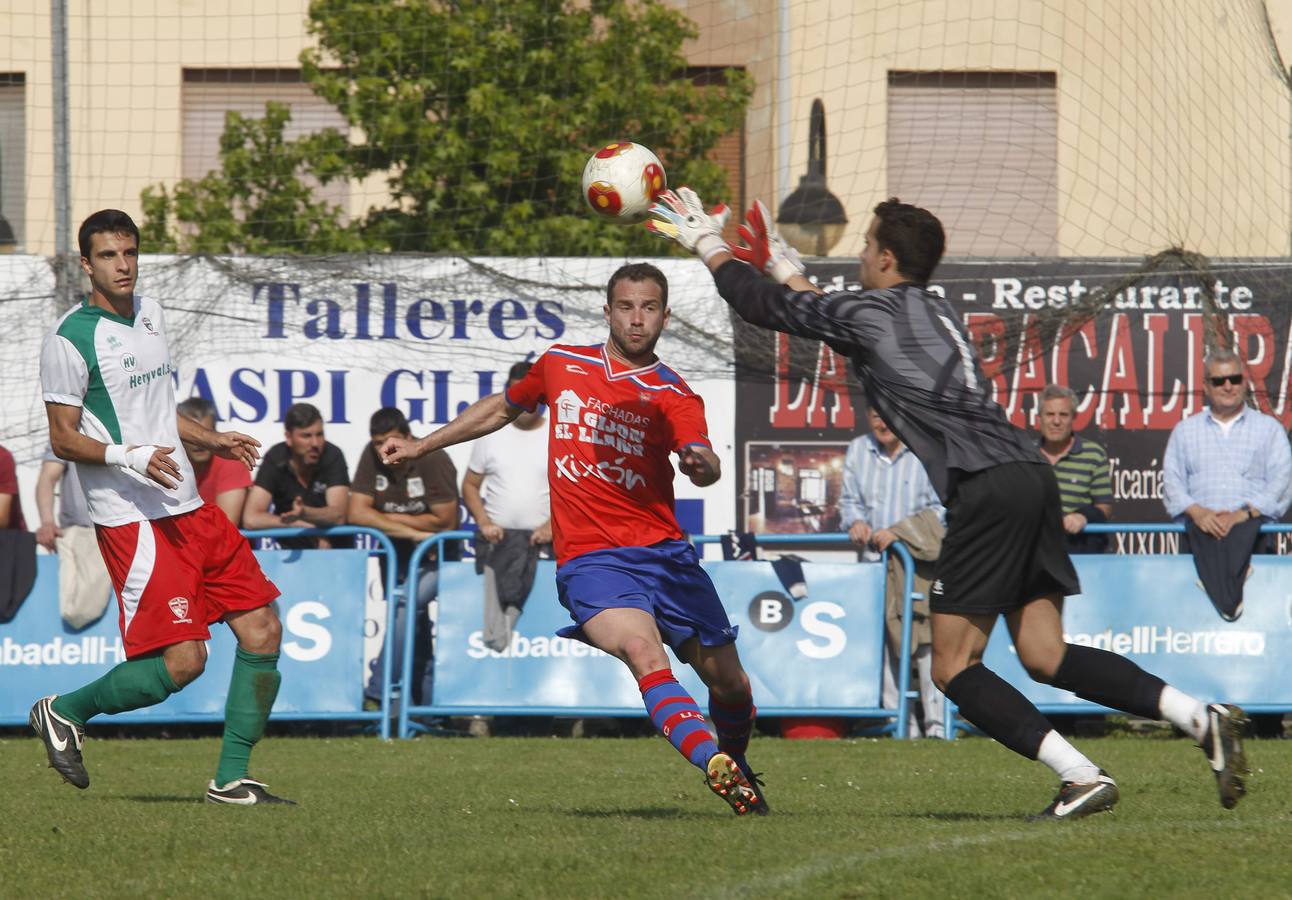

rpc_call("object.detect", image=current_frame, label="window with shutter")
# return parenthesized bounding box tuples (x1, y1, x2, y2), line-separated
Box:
(888, 72, 1058, 257)
(182, 69, 349, 214)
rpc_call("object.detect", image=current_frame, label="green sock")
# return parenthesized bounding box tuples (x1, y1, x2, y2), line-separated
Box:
(51, 655, 180, 726)
(214, 646, 281, 788)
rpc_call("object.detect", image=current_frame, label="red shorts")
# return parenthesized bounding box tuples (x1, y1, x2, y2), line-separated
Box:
(95, 504, 280, 658)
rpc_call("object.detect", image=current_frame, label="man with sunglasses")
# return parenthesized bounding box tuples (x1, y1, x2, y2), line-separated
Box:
(1164, 350, 1292, 628)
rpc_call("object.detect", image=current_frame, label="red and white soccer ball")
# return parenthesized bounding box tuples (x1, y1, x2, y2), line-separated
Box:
(581, 141, 667, 224)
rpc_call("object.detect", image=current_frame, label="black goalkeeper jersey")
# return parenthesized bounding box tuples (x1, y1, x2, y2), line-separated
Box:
(715, 260, 1043, 501)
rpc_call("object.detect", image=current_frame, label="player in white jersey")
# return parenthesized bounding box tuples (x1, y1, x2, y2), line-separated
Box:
(31, 209, 293, 805)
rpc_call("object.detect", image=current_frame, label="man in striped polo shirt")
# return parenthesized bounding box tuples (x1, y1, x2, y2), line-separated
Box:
(1037, 385, 1113, 554)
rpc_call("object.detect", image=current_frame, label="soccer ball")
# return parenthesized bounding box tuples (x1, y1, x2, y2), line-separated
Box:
(581, 141, 667, 224)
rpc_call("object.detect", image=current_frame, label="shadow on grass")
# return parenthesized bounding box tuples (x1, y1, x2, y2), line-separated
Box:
(118, 795, 205, 805)
(892, 810, 1024, 822)
(566, 806, 696, 820)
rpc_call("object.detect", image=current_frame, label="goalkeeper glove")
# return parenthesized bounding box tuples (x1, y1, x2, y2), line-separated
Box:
(731, 200, 806, 284)
(644, 187, 731, 263)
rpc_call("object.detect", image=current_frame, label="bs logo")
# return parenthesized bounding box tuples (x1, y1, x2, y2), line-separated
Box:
(747, 590, 847, 659)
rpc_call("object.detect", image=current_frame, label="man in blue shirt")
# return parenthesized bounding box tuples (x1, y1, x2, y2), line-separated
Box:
(840, 408, 945, 737)
(1164, 349, 1292, 737)
(1163, 348, 1292, 619)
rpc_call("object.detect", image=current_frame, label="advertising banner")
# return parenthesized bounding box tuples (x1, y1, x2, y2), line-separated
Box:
(0, 550, 369, 724)
(735, 259, 1292, 554)
(984, 554, 1292, 707)
(429, 559, 888, 714)
(0, 255, 737, 541)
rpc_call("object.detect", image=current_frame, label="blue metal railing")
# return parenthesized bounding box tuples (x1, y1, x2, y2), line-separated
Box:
(395, 530, 922, 741)
(241, 526, 402, 740)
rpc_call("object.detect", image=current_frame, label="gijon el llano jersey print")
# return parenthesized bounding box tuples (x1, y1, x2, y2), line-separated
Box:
(505, 343, 712, 565)
(40, 297, 201, 526)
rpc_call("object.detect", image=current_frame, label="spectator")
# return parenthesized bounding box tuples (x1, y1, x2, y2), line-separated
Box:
(462, 361, 553, 653)
(1164, 349, 1292, 739)
(35, 444, 113, 628)
(839, 407, 945, 738)
(243, 402, 350, 548)
(0, 442, 27, 531)
(349, 407, 459, 707)
(1036, 384, 1113, 554)
(1164, 348, 1292, 622)
(178, 397, 251, 526)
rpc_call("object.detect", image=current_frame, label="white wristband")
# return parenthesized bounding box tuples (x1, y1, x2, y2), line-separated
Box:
(103, 444, 128, 467)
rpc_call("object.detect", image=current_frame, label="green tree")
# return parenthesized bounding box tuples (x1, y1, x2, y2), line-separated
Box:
(144, 0, 751, 256)
(141, 102, 374, 254)
(302, 0, 750, 255)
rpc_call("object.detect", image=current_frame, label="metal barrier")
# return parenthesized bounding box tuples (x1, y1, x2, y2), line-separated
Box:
(241, 526, 401, 739)
(395, 531, 923, 741)
(943, 522, 1292, 739)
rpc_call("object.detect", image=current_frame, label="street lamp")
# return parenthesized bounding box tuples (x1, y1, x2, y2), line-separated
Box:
(777, 98, 848, 256)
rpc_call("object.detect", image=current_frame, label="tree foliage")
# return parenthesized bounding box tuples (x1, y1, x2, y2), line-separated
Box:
(141, 103, 372, 254)
(142, 0, 752, 256)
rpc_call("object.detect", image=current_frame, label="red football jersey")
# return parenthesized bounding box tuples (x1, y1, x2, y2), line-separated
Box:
(505, 343, 712, 565)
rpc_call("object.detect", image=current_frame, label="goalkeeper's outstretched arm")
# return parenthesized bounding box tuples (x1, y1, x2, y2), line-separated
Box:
(379, 392, 521, 465)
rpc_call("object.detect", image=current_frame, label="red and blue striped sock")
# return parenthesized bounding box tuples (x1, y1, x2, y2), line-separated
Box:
(638, 668, 719, 771)
(709, 692, 756, 760)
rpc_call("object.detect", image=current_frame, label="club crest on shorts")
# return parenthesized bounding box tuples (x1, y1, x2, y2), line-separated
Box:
(168, 596, 192, 624)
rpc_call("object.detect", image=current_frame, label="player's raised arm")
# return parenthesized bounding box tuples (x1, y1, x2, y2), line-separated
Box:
(646, 188, 863, 348)
(380, 392, 522, 465)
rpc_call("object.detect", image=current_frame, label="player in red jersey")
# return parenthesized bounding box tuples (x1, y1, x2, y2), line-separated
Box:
(381, 263, 766, 816)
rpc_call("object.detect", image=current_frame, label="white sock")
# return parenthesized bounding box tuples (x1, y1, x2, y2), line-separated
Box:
(1158, 685, 1207, 741)
(1037, 730, 1100, 784)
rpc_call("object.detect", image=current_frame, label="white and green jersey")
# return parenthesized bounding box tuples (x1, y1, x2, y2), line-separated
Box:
(40, 296, 202, 526)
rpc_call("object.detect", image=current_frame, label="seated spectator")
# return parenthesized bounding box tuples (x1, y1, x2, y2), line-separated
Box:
(0, 442, 27, 531)
(1164, 349, 1292, 620)
(243, 402, 350, 548)
(462, 361, 552, 653)
(35, 443, 113, 628)
(1164, 349, 1292, 736)
(840, 408, 945, 738)
(178, 397, 251, 526)
(349, 407, 459, 706)
(1036, 384, 1113, 554)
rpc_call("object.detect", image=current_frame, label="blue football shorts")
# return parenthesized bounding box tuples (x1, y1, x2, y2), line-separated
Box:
(555, 540, 738, 652)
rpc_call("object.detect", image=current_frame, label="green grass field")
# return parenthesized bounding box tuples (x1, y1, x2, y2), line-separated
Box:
(2, 731, 1289, 898)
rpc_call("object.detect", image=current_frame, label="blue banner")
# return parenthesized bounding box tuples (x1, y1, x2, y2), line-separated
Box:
(430, 560, 887, 713)
(984, 555, 1292, 707)
(0, 551, 369, 723)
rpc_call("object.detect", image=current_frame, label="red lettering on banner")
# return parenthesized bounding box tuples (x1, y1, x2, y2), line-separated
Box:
(1095, 314, 1145, 428)
(1232, 314, 1274, 415)
(1181, 314, 1209, 418)
(965, 313, 1008, 406)
(1143, 313, 1185, 429)
(768, 333, 855, 429)
(1008, 315, 1048, 427)
(1267, 318, 1292, 429)
(1052, 319, 1099, 431)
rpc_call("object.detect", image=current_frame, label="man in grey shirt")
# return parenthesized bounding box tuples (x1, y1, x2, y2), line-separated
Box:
(648, 190, 1249, 819)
